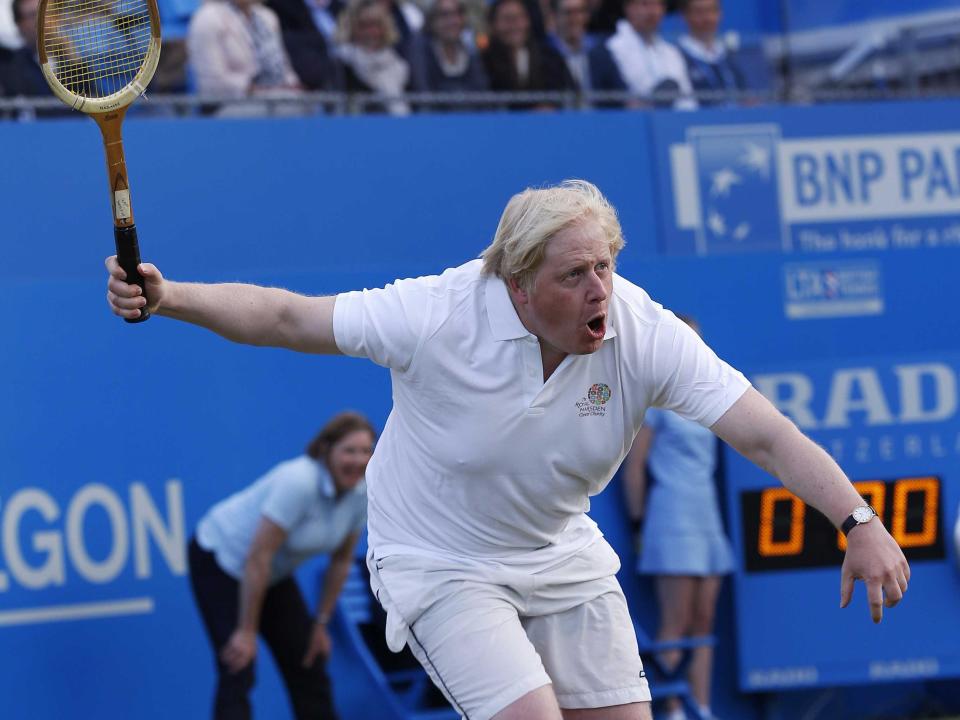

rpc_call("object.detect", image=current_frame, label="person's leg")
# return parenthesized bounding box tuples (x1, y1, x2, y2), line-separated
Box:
(523, 584, 651, 720)
(369, 551, 561, 720)
(563, 703, 653, 719)
(686, 576, 723, 714)
(492, 686, 564, 720)
(187, 537, 255, 720)
(493, 689, 654, 720)
(393, 576, 554, 720)
(654, 575, 698, 716)
(258, 576, 338, 720)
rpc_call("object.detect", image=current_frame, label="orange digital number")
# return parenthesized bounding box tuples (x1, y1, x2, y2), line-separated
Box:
(758, 487, 805, 556)
(838, 481, 887, 551)
(891, 476, 938, 548)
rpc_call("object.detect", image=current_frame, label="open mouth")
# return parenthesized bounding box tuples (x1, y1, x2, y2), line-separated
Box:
(586, 315, 606, 338)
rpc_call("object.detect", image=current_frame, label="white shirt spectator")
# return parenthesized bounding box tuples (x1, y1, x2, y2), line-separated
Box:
(606, 19, 696, 108)
(197, 455, 367, 582)
(0, 0, 19, 50)
(334, 259, 748, 572)
(187, 0, 300, 97)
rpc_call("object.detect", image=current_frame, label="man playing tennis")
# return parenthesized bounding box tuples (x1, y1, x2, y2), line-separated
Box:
(106, 180, 909, 720)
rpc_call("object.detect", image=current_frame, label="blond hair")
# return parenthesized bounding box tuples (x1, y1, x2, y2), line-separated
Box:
(480, 180, 625, 290)
(337, 0, 400, 46)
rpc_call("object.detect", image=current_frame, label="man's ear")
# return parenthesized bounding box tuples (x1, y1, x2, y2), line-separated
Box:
(506, 276, 529, 305)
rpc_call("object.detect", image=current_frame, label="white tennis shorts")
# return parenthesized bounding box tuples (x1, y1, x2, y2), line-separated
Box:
(368, 538, 651, 720)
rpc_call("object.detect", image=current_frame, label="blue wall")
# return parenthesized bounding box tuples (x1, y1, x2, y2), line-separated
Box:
(2, 103, 959, 719)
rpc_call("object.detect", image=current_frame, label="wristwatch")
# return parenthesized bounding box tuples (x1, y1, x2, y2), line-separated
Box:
(841, 505, 877, 536)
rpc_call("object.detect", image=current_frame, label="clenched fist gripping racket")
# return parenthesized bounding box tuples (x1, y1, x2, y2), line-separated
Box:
(38, 0, 161, 322)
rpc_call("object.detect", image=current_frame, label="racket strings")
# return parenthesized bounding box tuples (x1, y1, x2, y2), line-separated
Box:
(43, 0, 152, 98)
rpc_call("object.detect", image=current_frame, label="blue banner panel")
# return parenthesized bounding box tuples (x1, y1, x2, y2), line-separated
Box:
(727, 352, 960, 691)
(783, 0, 960, 32)
(0, 111, 657, 720)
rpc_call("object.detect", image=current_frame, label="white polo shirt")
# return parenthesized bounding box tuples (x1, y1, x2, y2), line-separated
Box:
(334, 259, 749, 571)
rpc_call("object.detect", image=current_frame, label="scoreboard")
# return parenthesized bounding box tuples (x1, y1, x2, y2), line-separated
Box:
(740, 476, 945, 573)
(727, 354, 960, 691)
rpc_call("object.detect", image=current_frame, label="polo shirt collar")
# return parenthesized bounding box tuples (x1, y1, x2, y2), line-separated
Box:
(485, 273, 533, 341)
(484, 273, 619, 343)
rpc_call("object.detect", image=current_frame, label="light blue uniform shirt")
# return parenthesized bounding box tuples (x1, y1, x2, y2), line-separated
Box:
(197, 455, 367, 583)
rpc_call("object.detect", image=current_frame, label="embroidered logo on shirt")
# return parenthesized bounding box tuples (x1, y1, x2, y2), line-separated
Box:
(577, 383, 612, 417)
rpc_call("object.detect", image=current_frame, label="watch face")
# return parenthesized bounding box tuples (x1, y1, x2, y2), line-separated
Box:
(853, 506, 874, 523)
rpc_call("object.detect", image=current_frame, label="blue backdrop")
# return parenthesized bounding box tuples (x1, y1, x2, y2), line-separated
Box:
(1, 101, 959, 719)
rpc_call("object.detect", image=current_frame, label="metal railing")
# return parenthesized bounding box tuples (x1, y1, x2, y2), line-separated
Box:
(3, 83, 959, 120)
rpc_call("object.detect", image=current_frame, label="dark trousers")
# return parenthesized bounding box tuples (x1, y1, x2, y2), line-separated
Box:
(188, 537, 339, 720)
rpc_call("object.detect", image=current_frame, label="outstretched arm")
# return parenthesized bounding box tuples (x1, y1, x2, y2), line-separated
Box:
(302, 530, 361, 667)
(711, 387, 910, 623)
(221, 517, 289, 673)
(105, 256, 340, 354)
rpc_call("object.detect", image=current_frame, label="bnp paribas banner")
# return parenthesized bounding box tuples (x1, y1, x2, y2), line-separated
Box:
(652, 100, 960, 258)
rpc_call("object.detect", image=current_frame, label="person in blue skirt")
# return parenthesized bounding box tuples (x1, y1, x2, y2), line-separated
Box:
(623, 314, 731, 720)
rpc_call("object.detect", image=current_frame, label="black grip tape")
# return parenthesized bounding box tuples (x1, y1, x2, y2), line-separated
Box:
(114, 224, 150, 323)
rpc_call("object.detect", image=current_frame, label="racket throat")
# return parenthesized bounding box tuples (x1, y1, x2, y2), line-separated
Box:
(94, 109, 135, 227)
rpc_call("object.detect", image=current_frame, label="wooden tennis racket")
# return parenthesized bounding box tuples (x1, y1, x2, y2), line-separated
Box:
(37, 0, 161, 322)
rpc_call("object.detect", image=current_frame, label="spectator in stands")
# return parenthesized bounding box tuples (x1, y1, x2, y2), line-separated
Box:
(384, 0, 425, 60)
(623, 316, 732, 720)
(0, 0, 52, 100)
(677, 0, 747, 105)
(266, 0, 340, 90)
(188, 411, 375, 720)
(548, 0, 596, 93)
(335, 0, 412, 114)
(187, 0, 302, 110)
(585, 0, 619, 37)
(410, 0, 488, 100)
(598, 0, 695, 108)
(518, 0, 549, 42)
(482, 0, 573, 109)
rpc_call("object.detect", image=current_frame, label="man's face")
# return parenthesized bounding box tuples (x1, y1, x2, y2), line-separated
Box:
(684, 0, 720, 39)
(623, 0, 664, 37)
(492, 0, 530, 50)
(16, 0, 39, 51)
(556, 0, 589, 44)
(511, 218, 613, 361)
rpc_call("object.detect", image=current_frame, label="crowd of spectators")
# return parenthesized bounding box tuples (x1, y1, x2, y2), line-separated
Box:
(0, 0, 761, 115)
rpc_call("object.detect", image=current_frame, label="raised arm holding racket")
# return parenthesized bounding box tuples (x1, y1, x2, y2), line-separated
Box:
(40, 0, 160, 322)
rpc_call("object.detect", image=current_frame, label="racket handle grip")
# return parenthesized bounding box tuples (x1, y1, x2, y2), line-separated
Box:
(115, 225, 150, 324)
